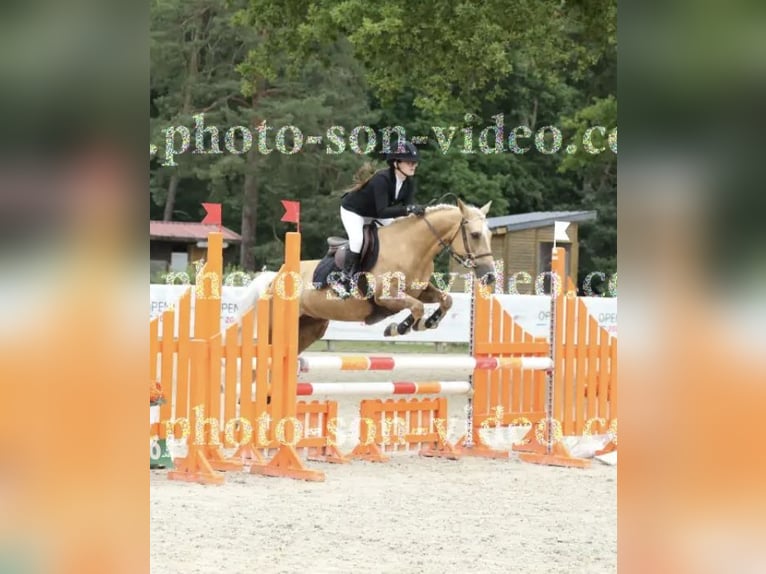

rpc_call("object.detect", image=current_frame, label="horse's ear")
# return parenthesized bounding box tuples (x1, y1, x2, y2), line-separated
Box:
(480, 201, 492, 216)
(457, 198, 467, 213)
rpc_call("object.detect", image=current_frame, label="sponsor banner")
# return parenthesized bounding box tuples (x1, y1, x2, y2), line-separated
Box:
(149, 286, 617, 342)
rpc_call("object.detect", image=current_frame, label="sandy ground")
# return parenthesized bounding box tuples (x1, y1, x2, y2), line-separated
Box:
(151, 391, 617, 574)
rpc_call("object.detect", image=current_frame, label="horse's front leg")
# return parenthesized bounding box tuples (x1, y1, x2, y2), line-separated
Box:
(373, 292, 425, 337)
(412, 284, 453, 331)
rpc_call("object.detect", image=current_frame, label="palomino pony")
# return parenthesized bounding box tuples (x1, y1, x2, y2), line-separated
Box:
(231, 199, 497, 354)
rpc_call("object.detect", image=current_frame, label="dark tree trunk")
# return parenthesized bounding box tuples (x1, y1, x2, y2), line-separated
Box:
(240, 93, 260, 270)
(162, 18, 199, 221)
(162, 174, 180, 221)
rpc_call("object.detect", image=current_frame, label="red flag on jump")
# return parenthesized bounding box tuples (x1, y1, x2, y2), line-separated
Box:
(201, 202, 222, 226)
(281, 200, 301, 231)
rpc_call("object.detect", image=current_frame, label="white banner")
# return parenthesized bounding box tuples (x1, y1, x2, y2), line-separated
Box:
(149, 285, 617, 342)
(581, 297, 619, 337)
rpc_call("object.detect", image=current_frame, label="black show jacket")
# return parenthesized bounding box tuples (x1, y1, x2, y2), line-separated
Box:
(341, 167, 416, 219)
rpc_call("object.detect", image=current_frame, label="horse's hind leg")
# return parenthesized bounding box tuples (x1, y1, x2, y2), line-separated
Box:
(412, 284, 453, 331)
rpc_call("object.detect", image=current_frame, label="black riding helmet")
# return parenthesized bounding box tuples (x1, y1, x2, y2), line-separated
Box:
(385, 141, 420, 165)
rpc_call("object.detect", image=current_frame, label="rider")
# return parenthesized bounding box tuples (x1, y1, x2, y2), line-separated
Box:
(336, 141, 426, 294)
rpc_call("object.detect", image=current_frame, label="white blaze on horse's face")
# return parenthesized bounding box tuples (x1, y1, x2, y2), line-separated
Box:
(456, 199, 497, 285)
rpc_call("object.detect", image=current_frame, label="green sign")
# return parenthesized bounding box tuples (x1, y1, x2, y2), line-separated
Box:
(150, 438, 174, 469)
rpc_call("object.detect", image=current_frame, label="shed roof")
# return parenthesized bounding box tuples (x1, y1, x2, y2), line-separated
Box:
(150, 221, 242, 243)
(487, 211, 597, 233)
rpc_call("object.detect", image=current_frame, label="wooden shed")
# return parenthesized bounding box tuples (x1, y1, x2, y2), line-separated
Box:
(447, 210, 597, 294)
(150, 221, 242, 278)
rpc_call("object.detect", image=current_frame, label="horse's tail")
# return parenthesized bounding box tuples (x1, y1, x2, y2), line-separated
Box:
(233, 271, 278, 322)
(224, 270, 278, 343)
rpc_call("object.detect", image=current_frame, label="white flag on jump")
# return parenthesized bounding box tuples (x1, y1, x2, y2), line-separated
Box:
(554, 221, 571, 242)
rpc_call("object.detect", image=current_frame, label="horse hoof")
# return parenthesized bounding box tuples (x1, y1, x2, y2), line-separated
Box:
(413, 318, 428, 331)
(425, 310, 443, 329)
(384, 323, 398, 337)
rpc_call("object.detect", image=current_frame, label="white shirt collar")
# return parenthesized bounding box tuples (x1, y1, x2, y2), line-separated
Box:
(394, 173, 405, 199)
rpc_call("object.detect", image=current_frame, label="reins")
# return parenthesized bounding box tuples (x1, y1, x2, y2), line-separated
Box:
(420, 208, 493, 270)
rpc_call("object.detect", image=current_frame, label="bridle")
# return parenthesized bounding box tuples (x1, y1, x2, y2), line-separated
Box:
(421, 212, 493, 269)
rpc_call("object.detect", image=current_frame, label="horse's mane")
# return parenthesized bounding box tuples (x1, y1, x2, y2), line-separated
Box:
(424, 203, 459, 213)
(385, 202, 481, 229)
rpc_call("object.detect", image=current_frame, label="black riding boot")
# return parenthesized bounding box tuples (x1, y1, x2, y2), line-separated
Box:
(335, 250, 360, 298)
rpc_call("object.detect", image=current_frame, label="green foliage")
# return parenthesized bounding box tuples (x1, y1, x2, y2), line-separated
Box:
(559, 96, 617, 283)
(559, 96, 617, 175)
(239, 0, 612, 116)
(150, 0, 617, 286)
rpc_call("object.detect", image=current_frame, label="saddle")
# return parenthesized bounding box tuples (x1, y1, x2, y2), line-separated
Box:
(310, 222, 383, 295)
(325, 223, 381, 271)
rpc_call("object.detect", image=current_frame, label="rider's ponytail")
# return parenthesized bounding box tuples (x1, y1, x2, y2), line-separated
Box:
(343, 161, 380, 193)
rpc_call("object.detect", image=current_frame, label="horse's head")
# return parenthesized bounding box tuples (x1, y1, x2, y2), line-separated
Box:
(451, 199, 497, 287)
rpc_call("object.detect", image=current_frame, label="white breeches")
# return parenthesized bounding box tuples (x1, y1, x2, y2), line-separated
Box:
(340, 207, 394, 252)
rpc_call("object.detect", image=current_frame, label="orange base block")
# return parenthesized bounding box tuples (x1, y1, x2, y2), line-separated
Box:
(595, 441, 616, 456)
(510, 428, 539, 453)
(420, 440, 461, 460)
(518, 442, 591, 469)
(206, 445, 246, 472)
(348, 441, 390, 462)
(167, 449, 226, 485)
(233, 443, 267, 465)
(307, 444, 351, 464)
(250, 445, 325, 481)
(452, 435, 512, 459)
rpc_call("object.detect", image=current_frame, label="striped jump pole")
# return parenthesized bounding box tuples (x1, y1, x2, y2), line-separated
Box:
(296, 355, 552, 383)
(297, 381, 472, 397)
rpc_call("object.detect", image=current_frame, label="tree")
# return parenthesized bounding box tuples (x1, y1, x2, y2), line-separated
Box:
(150, 0, 617, 279)
(559, 95, 617, 289)
(150, 0, 254, 225)
(239, 0, 610, 115)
